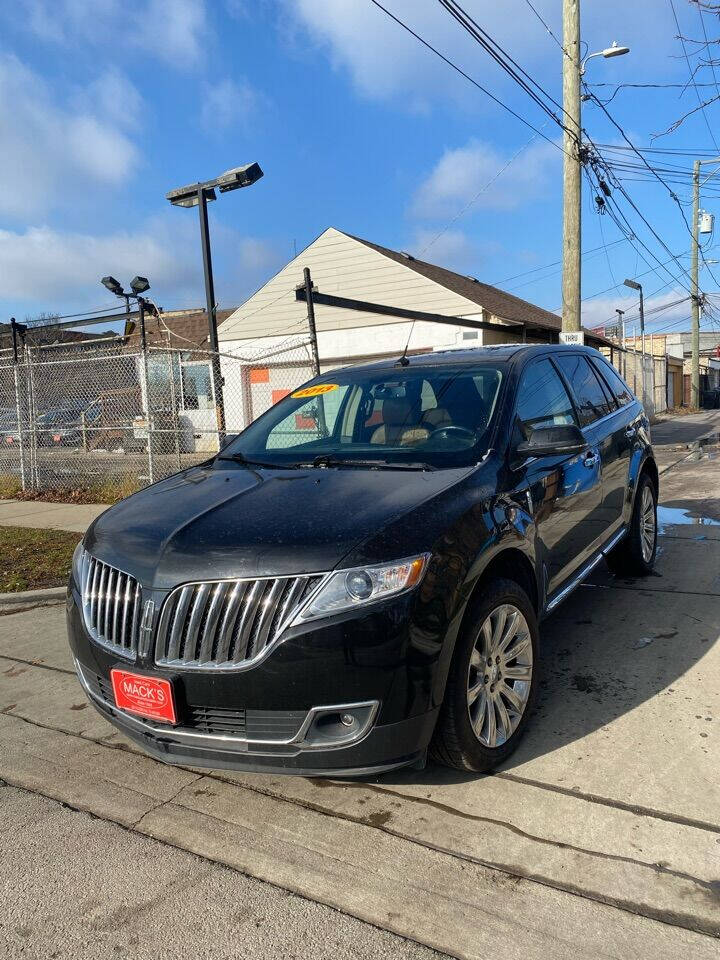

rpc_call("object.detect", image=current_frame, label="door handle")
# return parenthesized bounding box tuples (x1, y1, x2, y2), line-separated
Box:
(583, 451, 600, 469)
(625, 426, 636, 438)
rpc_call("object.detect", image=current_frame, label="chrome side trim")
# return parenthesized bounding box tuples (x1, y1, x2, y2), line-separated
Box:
(74, 658, 379, 755)
(545, 525, 626, 613)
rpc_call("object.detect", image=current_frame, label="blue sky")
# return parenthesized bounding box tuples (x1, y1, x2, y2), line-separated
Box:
(1, 0, 719, 338)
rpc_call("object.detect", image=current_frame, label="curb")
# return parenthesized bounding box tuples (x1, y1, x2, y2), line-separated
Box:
(0, 586, 66, 607)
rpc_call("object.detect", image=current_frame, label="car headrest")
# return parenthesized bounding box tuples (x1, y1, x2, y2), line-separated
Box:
(382, 397, 412, 426)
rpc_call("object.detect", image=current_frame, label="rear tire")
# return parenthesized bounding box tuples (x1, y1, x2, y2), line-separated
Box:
(430, 578, 539, 773)
(606, 473, 657, 577)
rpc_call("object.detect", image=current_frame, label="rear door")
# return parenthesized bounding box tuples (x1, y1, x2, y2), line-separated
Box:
(509, 357, 603, 593)
(554, 353, 627, 540)
(590, 357, 640, 527)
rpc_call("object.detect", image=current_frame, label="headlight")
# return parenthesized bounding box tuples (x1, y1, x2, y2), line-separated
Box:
(293, 554, 430, 623)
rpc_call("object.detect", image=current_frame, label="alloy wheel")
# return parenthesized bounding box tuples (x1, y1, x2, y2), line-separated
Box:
(640, 485, 656, 562)
(466, 603, 533, 748)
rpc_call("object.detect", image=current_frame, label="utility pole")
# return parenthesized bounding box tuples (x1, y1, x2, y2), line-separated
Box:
(562, 0, 582, 333)
(691, 159, 701, 408)
(303, 267, 321, 377)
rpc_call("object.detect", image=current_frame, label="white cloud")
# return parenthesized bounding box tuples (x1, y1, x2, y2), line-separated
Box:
(234, 237, 280, 274)
(0, 218, 282, 310)
(80, 69, 144, 129)
(581, 289, 690, 332)
(0, 55, 139, 220)
(200, 78, 266, 131)
(284, 0, 679, 106)
(407, 229, 479, 273)
(0, 223, 195, 302)
(14, 0, 208, 66)
(411, 139, 559, 220)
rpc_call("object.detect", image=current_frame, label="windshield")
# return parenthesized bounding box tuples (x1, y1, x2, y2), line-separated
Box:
(219, 363, 504, 469)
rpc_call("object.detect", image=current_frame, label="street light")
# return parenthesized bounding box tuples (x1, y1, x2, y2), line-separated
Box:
(166, 162, 264, 444)
(98, 275, 156, 480)
(624, 278, 646, 408)
(581, 41, 630, 75)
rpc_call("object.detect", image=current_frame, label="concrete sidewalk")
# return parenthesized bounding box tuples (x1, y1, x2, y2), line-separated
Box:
(0, 499, 108, 533)
(0, 418, 719, 958)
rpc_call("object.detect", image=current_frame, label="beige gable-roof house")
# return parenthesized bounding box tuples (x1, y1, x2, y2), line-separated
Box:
(217, 226, 589, 361)
(216, 227, 608, 429)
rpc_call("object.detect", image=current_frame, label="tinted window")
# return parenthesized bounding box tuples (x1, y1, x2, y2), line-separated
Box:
(515, 359, 577, 439)
(555, 355, 614, 427)
(592, 358, 633, 407)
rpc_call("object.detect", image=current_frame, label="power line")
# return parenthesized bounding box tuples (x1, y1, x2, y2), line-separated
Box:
(521, 0, 567, 55)
(585, 89, 720, 288)
(437, 0, 574, 135)
(492, 238, 627, 287)
(697, 4, 720, 102)
(366, 0, 568, 152)
(668, 0, 720, 151)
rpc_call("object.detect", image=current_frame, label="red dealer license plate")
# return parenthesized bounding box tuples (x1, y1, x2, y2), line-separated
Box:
(110, 669, 177, 724)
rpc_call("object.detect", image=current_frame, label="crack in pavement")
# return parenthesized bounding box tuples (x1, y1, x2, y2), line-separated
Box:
(2, 708, 720, 940)
(2, 652, 719, 837)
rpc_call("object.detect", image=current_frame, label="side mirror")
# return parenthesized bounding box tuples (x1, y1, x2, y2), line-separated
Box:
(516, 424, 587, 459)
(219, 433, 240, 450)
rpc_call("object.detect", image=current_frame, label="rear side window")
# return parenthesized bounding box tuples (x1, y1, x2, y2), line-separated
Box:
(515, 359, 577, 439)
(592, 358, 633, 407)
(555, 355, 614, 427)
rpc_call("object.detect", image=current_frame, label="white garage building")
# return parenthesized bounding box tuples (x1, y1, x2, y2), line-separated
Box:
(216, 227, 597, 430)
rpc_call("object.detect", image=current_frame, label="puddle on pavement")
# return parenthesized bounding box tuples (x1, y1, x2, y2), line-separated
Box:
(658, 505, 720, 533)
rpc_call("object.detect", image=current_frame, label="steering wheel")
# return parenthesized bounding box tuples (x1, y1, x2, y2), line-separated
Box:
(428, 425, 477, 443)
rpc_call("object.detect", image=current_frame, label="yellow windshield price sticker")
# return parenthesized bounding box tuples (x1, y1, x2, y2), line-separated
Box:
(291, 384, 339, 398)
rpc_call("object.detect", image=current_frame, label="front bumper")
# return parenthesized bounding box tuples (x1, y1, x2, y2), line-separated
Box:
(67, 576, 445, 776)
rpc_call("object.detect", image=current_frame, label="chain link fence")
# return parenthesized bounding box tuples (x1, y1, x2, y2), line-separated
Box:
(600, 345, 667, 419)
(0, 335, 314, 498)
(0, 329, 674, 499)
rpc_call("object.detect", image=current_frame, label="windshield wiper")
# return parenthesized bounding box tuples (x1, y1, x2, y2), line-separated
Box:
(301, 454, 436, 471)
(217, 452, 301, 470)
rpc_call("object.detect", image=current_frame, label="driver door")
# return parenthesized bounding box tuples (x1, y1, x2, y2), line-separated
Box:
(508, 357, 603, 594)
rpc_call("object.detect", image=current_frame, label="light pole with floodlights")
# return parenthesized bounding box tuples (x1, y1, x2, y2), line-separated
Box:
(166, 163, 264, 444)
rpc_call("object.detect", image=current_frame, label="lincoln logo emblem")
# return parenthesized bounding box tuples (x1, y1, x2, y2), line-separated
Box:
(138, 600, 155, 657)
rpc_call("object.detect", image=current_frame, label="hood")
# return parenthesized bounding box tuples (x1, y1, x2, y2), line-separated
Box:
(85, 460, 475, 589)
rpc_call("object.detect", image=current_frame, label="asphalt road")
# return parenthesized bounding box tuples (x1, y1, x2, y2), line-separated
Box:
(0, 411, 719, 959)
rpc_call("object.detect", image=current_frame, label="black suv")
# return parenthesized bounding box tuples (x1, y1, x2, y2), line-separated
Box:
(67, 345, 658, 776)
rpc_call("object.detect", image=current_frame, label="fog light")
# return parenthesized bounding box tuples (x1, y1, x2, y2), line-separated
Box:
(340, 713, 355, 726)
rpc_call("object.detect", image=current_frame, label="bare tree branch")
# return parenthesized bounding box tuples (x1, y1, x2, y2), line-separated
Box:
(654, 91, 720, 137)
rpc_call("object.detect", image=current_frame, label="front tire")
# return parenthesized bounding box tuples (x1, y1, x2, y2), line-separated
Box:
(606, 473, 657, 577)
(430, 578, 539, 773)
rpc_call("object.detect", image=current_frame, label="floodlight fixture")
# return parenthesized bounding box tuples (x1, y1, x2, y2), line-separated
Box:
(101, 276, 124, 296)
(623, 278, 641, 291)
(215, 162, 264, 193)
(130, 276, 150, 295)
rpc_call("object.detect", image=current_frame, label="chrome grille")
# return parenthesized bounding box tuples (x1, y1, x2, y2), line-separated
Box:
(79, 551, 142, 659)
(154, 574, 323, 670)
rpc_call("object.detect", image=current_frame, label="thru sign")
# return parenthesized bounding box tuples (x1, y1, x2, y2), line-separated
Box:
(559, 331, 585, 346)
